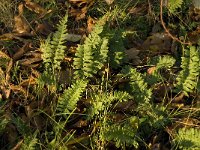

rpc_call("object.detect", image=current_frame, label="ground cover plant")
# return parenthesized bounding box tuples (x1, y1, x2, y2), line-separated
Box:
(0, 0, 200, 149)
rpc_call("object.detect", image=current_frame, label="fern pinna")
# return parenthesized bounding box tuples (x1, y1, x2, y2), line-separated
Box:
(120, 66, 152, 105)
(73, 22, 108, 79)
(57, 79, 87, 114)
(173, 127, 200, 150)
(175, 46, 200, 96)
(41, 13, 68, 70)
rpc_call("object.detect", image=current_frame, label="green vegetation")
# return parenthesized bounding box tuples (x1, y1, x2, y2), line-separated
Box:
(0, 0, 200, 149)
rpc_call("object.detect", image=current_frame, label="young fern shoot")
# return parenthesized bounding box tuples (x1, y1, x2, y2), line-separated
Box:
(73, 22, 108, 80)
(41, 13, 68, 71)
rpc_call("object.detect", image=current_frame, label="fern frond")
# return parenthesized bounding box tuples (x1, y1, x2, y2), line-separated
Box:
(21, 132, 38, 150)
(146, 55, 175, 84)
(168, 0, 183, 13)
(41, 13, 68, 70)
(121, 66, 152, 104)
(89, 91, 132, 118)
(101, 123, 138, 148)
(73, 22, 108, 79)
(175, 46, 200, 96)
(108, 30, 127, 69)
(57, 79, 87, 114)
(173, 128, 200, 150)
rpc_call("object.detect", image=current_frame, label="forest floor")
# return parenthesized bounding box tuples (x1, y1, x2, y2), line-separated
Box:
(0, 0, 200, 150)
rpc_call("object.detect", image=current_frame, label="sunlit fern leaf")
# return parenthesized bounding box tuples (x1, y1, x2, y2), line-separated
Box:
(57, 79, 87, 114)
(173, 128, 200, 150)
(175, 46, 200, 96)
(146, 55, 176, 85)
(102, 123, 138, 148)
(121, 66, 152, 105)
(168, 0, 183, 13)
(41, 13, 68, 70)
(21, 132, 38, 150)
(88, 91, 132, 119)
(73, 22, 108, 79)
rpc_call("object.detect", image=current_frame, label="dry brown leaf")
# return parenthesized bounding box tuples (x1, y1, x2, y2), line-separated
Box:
(104, 0, 114, 5)
(18, 50, 42, 67)
(18, 57, 42, 67)
(147, 66, 156, 75)
(0, 51, 10, 60)
(0, 33, 32, 42)
(69, 7, 87, 20)
(10, 84, 27, 97)
(13, 4, 30, 34)
(0, 59, 12, 99)
(142, 33, 172, 54)
(87, 16, 96, 33)
(129, 5, 147, 15)
(69, 0, 94, 20)
(35, 22, 53, 36)
(19, 76, 36, 87)
(125, 47, 142, 65)
(25, 0, 46, 14)
(11, 139, 23, 150)
(72, 119, 88, 128)
(13, 42, 30, 61)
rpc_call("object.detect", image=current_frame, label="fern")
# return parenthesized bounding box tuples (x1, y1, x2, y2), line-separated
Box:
(73, 22, 108, 79)
(89, 91, 132, 118)
(173, 128, 200, 150)
(41, 13, 68, 70)
(175, 46, 200, 96)
(101, 121, 139, 148)
(151, 55, 176, 70)
(146, 55, 176, 85)
(168, 0, 183, 13)
(21, 132, 38, 150)
(57, 79, 87, 114)
(121, 66, 152, 105)
(108, 30, 128, 69)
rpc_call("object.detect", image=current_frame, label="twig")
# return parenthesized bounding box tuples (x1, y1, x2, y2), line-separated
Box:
(160, 0, 191, 45)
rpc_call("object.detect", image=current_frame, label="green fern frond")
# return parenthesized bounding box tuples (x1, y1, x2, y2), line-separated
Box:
(89, 91, 132, 118)
(121, 66, 152, 104)
(0, 118, 8, 134)
(101, 123, 138, 148)
(168, 0, 183, 13)
(73, 22, 108, 79)
(41, 13, 68, 70)
(21, 132, 38, 150)
(108, 30, 127, 69)
(146, 55, 176, 84)
(155, 55, 176, 69)
(57, 79, 87, 114)
(173, 128, 200, 150)
(175, 46, 200, 96)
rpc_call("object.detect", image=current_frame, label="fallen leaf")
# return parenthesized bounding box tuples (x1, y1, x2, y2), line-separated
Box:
(142, 33, 172, 54)
(19, 76, 36, 87)
(13, 42, 30, 61)
(147, 66, 156, 75)
(18, 57, 42, 67)
(66, 34, 82, 42)
(87, 16, 96, 33)
(104, 0, 114, 5)
(69, 0, 94, 20)
(25, 0, 46, 14)
(24, 0, 52, 18)
(35, 21, 54, 36)
(13, 4, 30, 34)
(125, 47, 142, 65)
